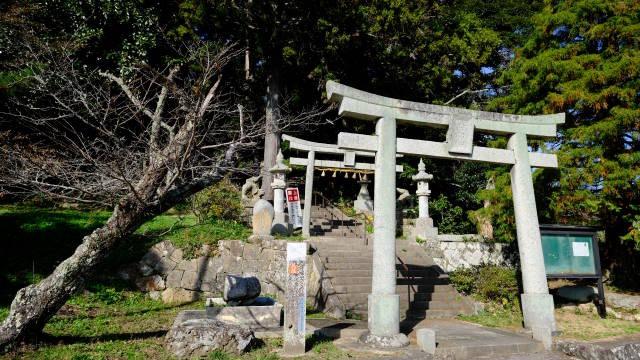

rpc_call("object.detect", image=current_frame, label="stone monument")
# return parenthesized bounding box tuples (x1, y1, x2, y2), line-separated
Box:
(283, 242, 307, 356)
(251, 199, 274, 239)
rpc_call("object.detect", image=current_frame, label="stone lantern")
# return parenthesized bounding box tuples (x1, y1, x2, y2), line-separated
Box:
(354, 174, 373, 213)
(270, 150, 291, 234)
(412, 158, 437, 239)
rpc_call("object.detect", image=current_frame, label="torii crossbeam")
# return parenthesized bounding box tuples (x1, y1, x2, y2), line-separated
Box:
(326, 80, 564, 348)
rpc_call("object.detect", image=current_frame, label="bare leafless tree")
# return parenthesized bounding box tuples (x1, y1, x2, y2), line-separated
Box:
(0, 40, 328, 349)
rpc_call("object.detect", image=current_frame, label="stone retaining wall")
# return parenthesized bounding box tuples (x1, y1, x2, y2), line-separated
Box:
(122, 238, 290, 304)
(430, 235, 514, 272)
(123, 238, 326, 306)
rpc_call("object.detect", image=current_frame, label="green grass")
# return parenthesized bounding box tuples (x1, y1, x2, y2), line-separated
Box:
(138, 215, 250, 258)
(2, 284, 196, 359)
(0, 307, 8, 323)
(0, 206, 349, 359)
(1, 285, 350, 359)
(305, 305, 326, 320)
(0, 205, 251, 304)
(2, 286, 349, 359)
(459, 302, 640, 341)
(458, 303, 524, 329)
(307, 334, 346, 359)
(0, 206, 112, 304)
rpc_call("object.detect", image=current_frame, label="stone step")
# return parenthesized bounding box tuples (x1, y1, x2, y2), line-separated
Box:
(314, 245, 370, 251)
(339, 291, 463, 304)
(330, 276, 450, 286)
(324, 262, 372, 270)
(341, 299, 466, 311)
(333, 284, 456, 294)
(406, 300, 471, 311)
(344, 308, 467, 321)
(311, 232, 362, 238)
(396, 277, 451, 286)
(405, 309, 470, 319)
(320, 250, 373, 258)
(310, 237, 367, 243)
(324, 269, 373, 277)
(324, 269, 442, 279)
(323, 256, 372, 264)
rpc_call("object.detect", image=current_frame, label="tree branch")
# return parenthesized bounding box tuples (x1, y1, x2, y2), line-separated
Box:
(98, 71, 154, 119)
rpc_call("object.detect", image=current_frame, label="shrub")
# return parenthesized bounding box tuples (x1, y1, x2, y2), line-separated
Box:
(476, 265, 518, 304)
(450, 265, 519, 305)
(449, 267, 479, 296)
(191, 178, 243, 223)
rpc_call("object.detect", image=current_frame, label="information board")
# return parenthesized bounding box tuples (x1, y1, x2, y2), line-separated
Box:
(541, 233, 597, 276)
(540, 225, 605, 317)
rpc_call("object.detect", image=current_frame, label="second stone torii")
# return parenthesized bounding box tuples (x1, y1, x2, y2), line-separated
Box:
(282, 134, 403, 237)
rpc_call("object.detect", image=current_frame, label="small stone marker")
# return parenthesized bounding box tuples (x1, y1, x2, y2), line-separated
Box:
(416, 328, 436, 354)
(283, 242, 307, 356)
(252, 199, 274, 236)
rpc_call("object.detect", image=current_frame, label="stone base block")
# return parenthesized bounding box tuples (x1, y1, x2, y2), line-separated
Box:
(165, 310, 255, 358)
(247, 234, 274, 244)
(416, 328, 436, 354)
(281, 338, 305, 357)
(416, 217, 434, 228)
(205, 303, 283, 329)
(367, 294, 402, 339)
(532, 326, 553, 350)
(414, 217, 438, 240)
(521, 293, 557, 333)
(272, 213, 291, 235)
(358, 331, 410, 349)
(354, 199, 373, 213)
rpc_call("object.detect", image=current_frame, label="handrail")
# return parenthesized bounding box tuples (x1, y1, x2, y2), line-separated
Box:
(312, 191, 367, 245)
(396, 255, 418, 301)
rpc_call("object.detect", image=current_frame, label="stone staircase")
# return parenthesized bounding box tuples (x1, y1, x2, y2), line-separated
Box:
(309, 205, 366, 240)
(309, 237, 475, 320)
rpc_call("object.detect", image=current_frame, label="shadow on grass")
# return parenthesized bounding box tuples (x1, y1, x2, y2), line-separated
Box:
(0, 207, 164, 306)
(305, 333, 333, 352)
(37, 330, 168, 345)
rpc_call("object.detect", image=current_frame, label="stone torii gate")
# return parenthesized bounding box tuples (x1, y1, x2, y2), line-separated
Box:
(282, 134, 403, 237)
(326, 80, 565, 348)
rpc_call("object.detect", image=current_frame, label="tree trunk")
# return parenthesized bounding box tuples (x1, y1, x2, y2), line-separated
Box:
(478, 177, 495, 239)
(261, 68, 281, 201)
(0, 197, 149, 349)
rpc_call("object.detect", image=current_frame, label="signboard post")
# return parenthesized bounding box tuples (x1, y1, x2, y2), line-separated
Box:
(540, 225, 606, 318)
(286, 188, 303, 229)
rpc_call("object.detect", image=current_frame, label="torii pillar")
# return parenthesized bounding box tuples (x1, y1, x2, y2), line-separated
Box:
(509, 132, 557, 336)
(360, 115, 409, 347)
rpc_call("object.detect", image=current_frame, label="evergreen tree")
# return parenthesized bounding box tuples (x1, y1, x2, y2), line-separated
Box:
(483, 0, 640, 286)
